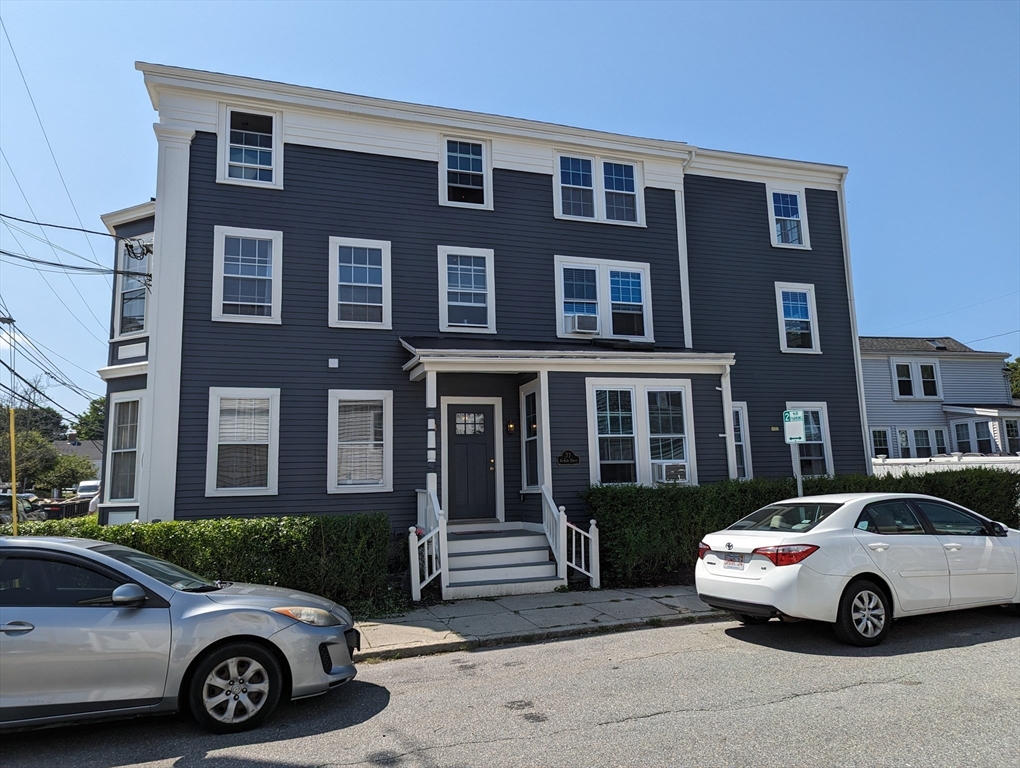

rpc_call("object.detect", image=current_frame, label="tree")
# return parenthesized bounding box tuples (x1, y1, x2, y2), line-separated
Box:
(1008, 357, 1020, 400)
(36, 453, 97, 493)
(8, 405, 66, 441)
(75, 397, 106, 441)
(0, 430, 60, 490)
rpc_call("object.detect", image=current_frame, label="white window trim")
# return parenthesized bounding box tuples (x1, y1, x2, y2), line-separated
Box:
(113, 235, 152, 340)
(520, 380, 543, 492)
(327, 389, 393, 494)
(105, 390, 145, 504)
(439, 135, 493, 211)
(327, 236, 392, 330)
(889, 358, 943, 401)
(216, 104, 284, 190)
(732, 401, 753, 479)
(870, 426, 892, 458)
(212, 225, 284, 325)
(786, 400, 833, 476)
(766, 182, 811, 250)
(205, 387, 280, 497)
(893, 426, 950, 458)
(585, 378, 698, 486)
(553, 153, 646, 227)
(774, 282, 821, 354)
(555, 255, 654, 342)
(949, 418, 999, 453)
(437, 245, 497, 334)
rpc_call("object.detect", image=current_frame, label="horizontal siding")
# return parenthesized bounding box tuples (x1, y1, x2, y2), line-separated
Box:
(684, 175, 867, 477)
(941, 358, 1011, 403)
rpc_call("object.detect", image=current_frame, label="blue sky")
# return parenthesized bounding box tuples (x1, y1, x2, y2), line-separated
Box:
(0, 0, 1017, 418)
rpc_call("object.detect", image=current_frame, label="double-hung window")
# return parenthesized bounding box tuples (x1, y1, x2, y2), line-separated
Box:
(890, 359, 941, 400)
(1005, 419, 1020, 454)
(555, 256, 653, 341)
(212, 226, 283, 324)
(871, 428, 891, 458)
(766, 183, 810, 249)
(774, 282, 820, 353)
(787, 401, 833, 476)
(521, 386, 541, 490)
(217, 106, 283, 189)
(115, 237, 151, 337)
(206, 388, 280, 496)
(106, 391, 143, 503)
(732, 403, 753, 479)
(328, 237, 391, 328)
(555, 154, 644, 225)
(328, 390, 393, 493)
(587, 379, 697, 486)
(951, 420, 997, 453)
(438, 246, 496, 333)
(441, 138, 491, 209)
(898, 427, 948, 458)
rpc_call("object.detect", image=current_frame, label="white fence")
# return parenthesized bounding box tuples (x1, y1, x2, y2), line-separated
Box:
(872, 454, 1020, 477)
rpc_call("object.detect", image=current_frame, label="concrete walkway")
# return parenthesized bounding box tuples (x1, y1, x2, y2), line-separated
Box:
(354, 586, 724, 660)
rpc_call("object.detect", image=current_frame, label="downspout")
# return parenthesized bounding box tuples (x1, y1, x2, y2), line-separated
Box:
(838, 170, 873, 475)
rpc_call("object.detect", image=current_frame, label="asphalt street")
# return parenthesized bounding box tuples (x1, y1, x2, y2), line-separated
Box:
(3, 607, 1017, 768)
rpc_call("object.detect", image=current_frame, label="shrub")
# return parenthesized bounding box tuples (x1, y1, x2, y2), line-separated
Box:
(0, 513, 391, 616)
(583, 469, 1020, 588)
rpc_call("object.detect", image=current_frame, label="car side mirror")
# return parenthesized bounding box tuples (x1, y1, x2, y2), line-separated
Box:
(989, 522, 1009, 537)
(111, 583, 147, 606)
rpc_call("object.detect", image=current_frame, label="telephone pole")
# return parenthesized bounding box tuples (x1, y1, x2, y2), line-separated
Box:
(0, 315, 18, 536)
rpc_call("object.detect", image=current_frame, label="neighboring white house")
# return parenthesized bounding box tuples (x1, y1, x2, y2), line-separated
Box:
(860, 337, 1019, 463)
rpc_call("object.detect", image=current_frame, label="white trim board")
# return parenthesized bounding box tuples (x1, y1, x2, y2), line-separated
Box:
(327, 389, 393, 494)
(440, 396, 505, 522)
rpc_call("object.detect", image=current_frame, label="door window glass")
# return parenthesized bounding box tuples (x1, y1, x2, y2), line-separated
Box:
(914, 501, 987, 536)
(0, 556, 120, 607)
(855, 501, 926, 534)
(455, 412, 486, 435)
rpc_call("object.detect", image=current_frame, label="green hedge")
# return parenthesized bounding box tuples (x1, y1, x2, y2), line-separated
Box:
(0, 513, 391, 616)
(582, 469, 1020, 588)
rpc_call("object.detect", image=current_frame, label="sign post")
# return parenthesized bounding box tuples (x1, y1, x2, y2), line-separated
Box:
(783, 409, 805, 497)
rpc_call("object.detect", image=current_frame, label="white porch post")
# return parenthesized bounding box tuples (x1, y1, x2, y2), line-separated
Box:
(720, 365, 737, 480)
(426, 370, 438, 494)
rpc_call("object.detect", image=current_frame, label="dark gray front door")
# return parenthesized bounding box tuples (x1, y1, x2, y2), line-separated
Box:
(447, 405, 496, 520)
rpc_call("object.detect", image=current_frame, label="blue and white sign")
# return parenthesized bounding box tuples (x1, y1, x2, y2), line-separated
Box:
(783, 409, 805, 443)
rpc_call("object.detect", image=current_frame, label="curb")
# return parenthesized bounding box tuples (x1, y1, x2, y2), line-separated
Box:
(355, 608, 730, 662)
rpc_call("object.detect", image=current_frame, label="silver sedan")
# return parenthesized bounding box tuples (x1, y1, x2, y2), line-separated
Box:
(0, 536, 359, 733)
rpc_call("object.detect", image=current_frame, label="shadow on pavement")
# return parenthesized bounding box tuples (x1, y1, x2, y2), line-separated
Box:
(0, 680, 391, 768)
(724, 605, 1019, 656)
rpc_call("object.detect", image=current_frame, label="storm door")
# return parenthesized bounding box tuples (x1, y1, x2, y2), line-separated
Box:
(447, 405, 496, 520)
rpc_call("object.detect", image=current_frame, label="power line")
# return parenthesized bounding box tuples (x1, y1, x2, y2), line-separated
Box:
(3, 220, 110, 268)
(0, 212, 148, 244)
(965, 330, 1020, 345)
(0, 18, 106, 277)
(0, 357, 78, 418)
(0, 247, 149, 278)
(10, 325, 104, 382)
(878, 291, 1019, 333)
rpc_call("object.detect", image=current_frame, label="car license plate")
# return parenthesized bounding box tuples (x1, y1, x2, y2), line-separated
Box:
(722, 554, 744, 570)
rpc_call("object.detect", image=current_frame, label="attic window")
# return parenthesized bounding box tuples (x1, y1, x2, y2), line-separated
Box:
(218, 105, 283, 189)
(925, 339, 948, 351)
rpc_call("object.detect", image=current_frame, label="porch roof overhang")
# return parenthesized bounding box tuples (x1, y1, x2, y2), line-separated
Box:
(942, 403, 1020, 418)
(400, 337, 735, 381)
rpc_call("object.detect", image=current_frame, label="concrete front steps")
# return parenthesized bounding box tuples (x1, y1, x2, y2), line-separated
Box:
(443, 528, 564, 600)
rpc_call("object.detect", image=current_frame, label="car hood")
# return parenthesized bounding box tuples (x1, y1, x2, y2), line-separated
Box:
(203, 582, 338, 613)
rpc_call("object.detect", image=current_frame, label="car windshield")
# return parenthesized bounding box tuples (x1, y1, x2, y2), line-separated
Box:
(728, 502, 843, 532)
(93, 544, 216, 591)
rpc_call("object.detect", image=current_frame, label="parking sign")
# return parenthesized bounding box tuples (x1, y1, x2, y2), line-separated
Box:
(783, 409, 805, 443)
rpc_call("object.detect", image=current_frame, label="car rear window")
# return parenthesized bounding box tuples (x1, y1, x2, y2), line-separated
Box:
(728, 503, 843, 532)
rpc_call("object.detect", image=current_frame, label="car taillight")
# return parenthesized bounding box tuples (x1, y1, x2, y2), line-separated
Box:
(752, 544, 819, 566)
(698, 542, 710, 560)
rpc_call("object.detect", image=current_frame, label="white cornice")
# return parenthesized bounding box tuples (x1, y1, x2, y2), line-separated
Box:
(100, 201, 156, 235)
(98, 361, 148, 381)
(135, 62, 848, 187)
(861, 352, 1009, 361)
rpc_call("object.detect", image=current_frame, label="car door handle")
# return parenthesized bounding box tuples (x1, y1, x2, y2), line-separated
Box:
(943, 543, 963, 551)
(867, 543, 890, 551)
(0, 621, 34, 635)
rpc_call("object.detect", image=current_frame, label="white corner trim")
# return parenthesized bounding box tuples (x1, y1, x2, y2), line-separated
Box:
(439, 135, 494, 211)
(538, 370, 553, 495)
(786, 400, 834, 476)
(440, 396, 505, 522)
(674, 188, 693, 348)
(774, 281, 822, 354)
(205, 387, 280, 497)
(327, 389, 393, 493)
(98, 361, 149, 381)
(437, 245, 497, 333)
(328, 236, 392, 329)
(216, 103, 285, 190)
(765, 182, 811, 250)
(211, 225, 284, 324)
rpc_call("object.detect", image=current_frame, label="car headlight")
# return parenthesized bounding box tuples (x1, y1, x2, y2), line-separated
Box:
(331, 605, 353, 626)
(271, 607, 341, 626)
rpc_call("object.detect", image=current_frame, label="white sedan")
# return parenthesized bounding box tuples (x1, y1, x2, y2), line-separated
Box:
(695, 493, 1020, 646)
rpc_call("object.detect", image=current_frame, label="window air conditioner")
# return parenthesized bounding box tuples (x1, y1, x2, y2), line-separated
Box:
(570, 314, 599, 334)
(653, 462, 688, 484)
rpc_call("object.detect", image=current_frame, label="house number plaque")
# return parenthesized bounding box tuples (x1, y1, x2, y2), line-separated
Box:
(557, 450, 580, 465)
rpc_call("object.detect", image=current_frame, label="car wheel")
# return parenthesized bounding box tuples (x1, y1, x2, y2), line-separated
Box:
(188, 642, 283, 734)
(834, 580, 891, 647)
(733, 613, 770, 625)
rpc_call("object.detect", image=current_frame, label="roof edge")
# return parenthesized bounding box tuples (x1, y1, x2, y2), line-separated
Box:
(100, 201, 156, 235)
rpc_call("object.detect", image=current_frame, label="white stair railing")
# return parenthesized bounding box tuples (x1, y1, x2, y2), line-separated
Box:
(540, 484, 600, 588)
(410, 488, 447, 601)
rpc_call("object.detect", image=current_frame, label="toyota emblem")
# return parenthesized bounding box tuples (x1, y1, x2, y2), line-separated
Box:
(725, 542, 734, 551)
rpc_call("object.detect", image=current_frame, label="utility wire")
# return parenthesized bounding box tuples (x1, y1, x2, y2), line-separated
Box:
(0, 247, 148, 278)
(878, 291, 1020, 333)
(0, 19, 106, 280)
(3, 220, 110, 268)
(8, 324, 104, 382)
(0, 212, 145, 243)
(0, 357, 78, 419)
(965, 330, 1020, 345)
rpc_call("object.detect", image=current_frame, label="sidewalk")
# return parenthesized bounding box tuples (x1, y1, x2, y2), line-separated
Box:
(354, 586, 726, 661)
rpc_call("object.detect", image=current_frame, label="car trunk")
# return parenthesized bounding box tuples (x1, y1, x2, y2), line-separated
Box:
(701, 531, 794, 581)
